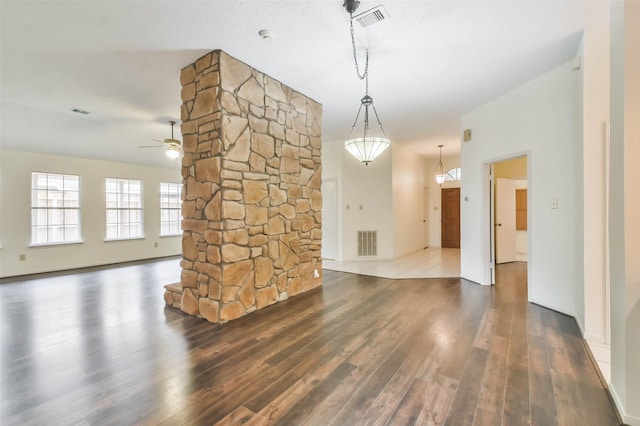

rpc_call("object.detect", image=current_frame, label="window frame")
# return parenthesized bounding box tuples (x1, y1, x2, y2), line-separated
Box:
(444, 167, 462, 182)
(105, 177, 144, 241)
(30, 171, 82, 246)
(159, 182, 182, 237)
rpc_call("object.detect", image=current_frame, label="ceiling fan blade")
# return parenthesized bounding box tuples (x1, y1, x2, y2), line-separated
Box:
(138, 145, 163, 148)
(152, 139, 164, 143)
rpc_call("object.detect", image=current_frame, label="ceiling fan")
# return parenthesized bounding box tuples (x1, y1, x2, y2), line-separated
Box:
(139, 120, 182, 159)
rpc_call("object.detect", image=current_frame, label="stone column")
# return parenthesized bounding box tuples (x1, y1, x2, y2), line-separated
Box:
(173, 50, 322, 323)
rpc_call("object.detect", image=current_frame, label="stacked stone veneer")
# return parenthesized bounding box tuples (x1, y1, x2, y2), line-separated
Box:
(164, 50, 323, 323)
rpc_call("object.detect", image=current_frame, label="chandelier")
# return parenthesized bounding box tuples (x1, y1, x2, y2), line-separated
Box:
(343, 0, 390, 165)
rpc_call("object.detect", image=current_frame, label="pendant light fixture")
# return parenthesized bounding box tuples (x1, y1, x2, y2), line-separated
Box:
(435, 145, 446, 185)
(343, 0, 390, 166)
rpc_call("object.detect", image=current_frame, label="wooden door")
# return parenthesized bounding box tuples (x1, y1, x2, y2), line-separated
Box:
(441, 188, 460, 248)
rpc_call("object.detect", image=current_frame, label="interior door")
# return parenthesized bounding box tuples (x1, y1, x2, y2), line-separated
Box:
(496, 178, 516, 263)
(441, 188, 460, 248)
(423, 187, 430, 248)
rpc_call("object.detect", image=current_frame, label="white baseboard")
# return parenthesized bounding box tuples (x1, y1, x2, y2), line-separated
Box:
(460, 275, 488, 286)
(609, 384, 640, 425)
(585, 339, 610, 362)
(528, 297, 576, 319)
(584, 332, 606, 344)
(584, 339, 611, 384)
(575, 317, 585, 335)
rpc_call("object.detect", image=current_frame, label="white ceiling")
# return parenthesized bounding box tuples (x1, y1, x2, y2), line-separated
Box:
(1, 1, 602, 168)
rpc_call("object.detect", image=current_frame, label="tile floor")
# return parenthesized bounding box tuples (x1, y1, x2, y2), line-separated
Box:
(322, 247, 461, 279)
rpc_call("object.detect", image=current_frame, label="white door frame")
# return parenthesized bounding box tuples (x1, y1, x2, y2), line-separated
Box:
(489, 164, 495, 284)
(485, 153, 531, 293)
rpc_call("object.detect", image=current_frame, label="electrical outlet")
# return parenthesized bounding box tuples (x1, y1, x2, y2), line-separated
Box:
(154, 242, 158, 248)
(551, 199, 558, 209)
(313, 269, 320, 278)
(19, 254, 26, 261)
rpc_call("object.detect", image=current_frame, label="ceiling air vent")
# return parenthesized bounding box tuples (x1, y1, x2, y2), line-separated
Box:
(71, 108, 90, 115)
(353, 4, 389, 28)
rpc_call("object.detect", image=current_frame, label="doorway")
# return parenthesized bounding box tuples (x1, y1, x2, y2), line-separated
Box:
(441, 188, 460, 248)
(423, 187, 430, 248)
(490, 155, 528, 283)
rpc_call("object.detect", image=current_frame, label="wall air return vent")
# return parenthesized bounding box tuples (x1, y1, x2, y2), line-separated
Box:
(353, 5, 389, 28)
(357, 231, 378, 257)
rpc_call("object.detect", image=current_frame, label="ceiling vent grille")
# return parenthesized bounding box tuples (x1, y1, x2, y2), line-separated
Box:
(354, 5, 389, 28)
(357, 231, 378, 257)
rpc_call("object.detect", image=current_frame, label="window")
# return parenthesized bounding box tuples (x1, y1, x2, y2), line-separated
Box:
(105, 178, 143, 240)
(160, 182, 182, 236)
(444, 167, 461, 181)
(31, 172, 81, 245)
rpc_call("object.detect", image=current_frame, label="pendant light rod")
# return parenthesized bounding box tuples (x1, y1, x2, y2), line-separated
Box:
(435, 145, 446, 185)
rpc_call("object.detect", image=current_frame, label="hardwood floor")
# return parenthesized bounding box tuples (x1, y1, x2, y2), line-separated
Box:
(0, 259, 621, 425)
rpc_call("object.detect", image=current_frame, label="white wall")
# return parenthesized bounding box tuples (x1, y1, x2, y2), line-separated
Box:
(610, 1, 640, 423)
(0, 150, 182, 278)
(570, 9, 618, 392)
(422, 155, 461, 248)
(321, 140, 342, 182)
(392, 144, 424, 257)
(322, 141, 426, 261)
(321, 141, 343, 260)
(582, 5, 612, 349)
(340, 144, 394, 260)
(461, 60, 582, 319)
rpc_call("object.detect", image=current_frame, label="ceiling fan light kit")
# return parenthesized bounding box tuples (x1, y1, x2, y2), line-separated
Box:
(138, 120, 182, 160)
(166, 146, 180, 159)
(342, 0, 390, 166)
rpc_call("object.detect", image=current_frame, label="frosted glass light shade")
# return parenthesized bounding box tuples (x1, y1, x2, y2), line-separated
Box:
(166, 147, 180, 159)
(344, 137, 390, 165)
(435, 174, 446, 184)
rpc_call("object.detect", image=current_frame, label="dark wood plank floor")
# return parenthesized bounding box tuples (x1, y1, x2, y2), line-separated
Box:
(0, 259, 621, 425)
